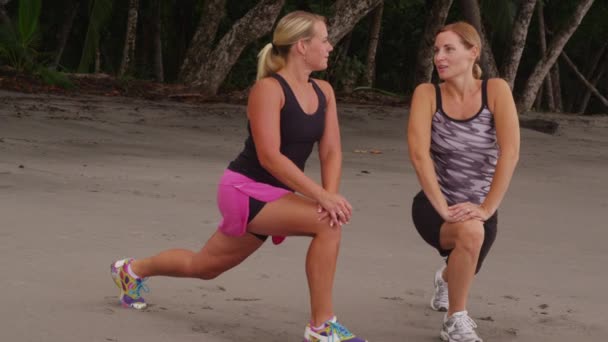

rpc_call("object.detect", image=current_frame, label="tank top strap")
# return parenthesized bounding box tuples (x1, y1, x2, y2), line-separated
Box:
(270, 73, 292, 100)
(271, 73, 326, 115)
(434, 83, 443, 113)
(309, 78, 327, 112)
(481, 79, 488, 109)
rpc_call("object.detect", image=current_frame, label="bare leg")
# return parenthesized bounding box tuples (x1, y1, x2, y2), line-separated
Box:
(439, 220, 484, 316)
(247, 193, 341, 327)
(130, 231, 264, 280)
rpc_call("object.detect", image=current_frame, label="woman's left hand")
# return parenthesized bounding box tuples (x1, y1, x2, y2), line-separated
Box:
(448, 202, 491, 222)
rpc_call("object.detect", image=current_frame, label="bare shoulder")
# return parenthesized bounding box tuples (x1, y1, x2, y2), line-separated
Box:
(413, 82, 435, 97)
(486, 78, 511, 96)
(411, 82, 436, 107)
(251, 76, 282, 93)
(249, 76, 284, 106)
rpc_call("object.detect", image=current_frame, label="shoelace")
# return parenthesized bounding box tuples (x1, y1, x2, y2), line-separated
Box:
(130, 278, 150, 298)
(326, 320, 354, 341)
(453, 313, 478, 331)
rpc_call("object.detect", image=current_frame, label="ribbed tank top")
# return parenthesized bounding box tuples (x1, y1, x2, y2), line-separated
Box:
(228, 73, 326, 190)
(431, 80, 498, 205)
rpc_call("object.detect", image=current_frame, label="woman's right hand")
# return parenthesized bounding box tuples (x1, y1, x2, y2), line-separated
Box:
(316, 191, 352, 228)
(439, 207, 459, 223)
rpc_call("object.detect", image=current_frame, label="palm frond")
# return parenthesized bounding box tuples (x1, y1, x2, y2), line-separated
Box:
(78, 0, 113, 72)
(17, 0, 41, 46)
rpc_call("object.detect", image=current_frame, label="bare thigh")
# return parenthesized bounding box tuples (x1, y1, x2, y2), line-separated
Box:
(190, 230, 265, 278)
(247, 193, 335, 237)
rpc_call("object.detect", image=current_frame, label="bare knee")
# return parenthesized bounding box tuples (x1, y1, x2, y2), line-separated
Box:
(455, 223, 484, 255)
(313, 223, 342, 245)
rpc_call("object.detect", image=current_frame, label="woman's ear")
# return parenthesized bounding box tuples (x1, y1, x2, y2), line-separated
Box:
(294, 39, 308, 56)
(471, 46, 480, 62)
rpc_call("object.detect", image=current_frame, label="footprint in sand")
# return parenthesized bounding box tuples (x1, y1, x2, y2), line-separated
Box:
(196, 285, 227, 293)
(228, 297, 261, 302)
(192, 325, 209, 334)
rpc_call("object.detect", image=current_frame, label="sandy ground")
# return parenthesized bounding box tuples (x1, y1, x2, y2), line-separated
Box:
(1, 90, 607, 342)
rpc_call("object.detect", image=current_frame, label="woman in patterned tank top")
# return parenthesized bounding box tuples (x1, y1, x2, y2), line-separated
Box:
(408, 21, 520, 342)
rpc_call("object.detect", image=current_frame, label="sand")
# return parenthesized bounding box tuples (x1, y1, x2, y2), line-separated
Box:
(1, 89, 607, 341)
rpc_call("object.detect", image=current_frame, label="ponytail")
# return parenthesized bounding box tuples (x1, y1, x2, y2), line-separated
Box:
(473, 62, 483, 79)
(256, 11, 326, 80)
(256, 43, 286, 80)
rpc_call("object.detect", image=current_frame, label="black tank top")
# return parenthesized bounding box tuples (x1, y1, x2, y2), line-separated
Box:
(227, 73, 327, 190)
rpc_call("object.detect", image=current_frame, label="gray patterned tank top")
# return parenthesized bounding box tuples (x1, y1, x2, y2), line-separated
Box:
(431, 80, 498, 205)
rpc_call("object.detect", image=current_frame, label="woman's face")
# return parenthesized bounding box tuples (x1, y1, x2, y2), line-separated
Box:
(433, 30, 478, 80)
(303, 21, 333, 71)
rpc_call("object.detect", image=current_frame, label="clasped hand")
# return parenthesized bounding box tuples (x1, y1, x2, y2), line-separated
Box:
(316, 192, 352, 228)
(444, 202, 490, 223)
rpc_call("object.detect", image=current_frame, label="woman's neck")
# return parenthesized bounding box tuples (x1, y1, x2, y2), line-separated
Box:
(442, 75, 479, 101)
(279, 62, 312, 85)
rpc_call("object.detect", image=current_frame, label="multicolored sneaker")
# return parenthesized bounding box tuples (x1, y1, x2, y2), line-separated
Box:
(440, 311, 483, 342)
(110, 258, 149, 310)
(431, 265, 449, 312)
(303, 316, 367, 342)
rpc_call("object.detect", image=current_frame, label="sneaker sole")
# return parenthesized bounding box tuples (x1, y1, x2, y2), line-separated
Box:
(440, 329, 449, 341)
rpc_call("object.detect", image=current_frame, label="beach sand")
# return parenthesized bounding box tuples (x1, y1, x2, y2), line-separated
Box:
(1, 90, 606, 341)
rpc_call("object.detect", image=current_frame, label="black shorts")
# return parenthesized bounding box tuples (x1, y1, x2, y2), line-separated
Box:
(247, 197, 268, 242)
(411, 191, 497, 274)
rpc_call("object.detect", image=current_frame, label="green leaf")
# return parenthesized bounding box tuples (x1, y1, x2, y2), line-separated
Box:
(78, 0, 113, 72)
(17, 0, 41, 46)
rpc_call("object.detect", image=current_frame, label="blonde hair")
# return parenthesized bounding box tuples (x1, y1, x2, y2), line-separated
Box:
(438, 21, 483, 79)
(256, 11, 326, 80)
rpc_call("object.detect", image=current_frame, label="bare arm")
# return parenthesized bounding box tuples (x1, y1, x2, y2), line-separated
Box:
(316, 80, 342, 194)
(407, 83, 452, 220)
(481, 78, 520, 215)
(248, 78, 350, 226)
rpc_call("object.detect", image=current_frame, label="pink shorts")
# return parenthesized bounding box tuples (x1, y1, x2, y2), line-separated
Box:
(216, 169, 291, 245)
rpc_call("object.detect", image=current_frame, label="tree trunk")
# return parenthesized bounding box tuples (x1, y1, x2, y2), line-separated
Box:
(327, 31, 352, 86)
(151, 0, 163, 82)
(550, 62, 563, 111)
(414, 0, 454, 85)
(568, 39, 607, 111)
(178, 0, 226, 83)
(537, 2, 555, 111)
(500, 0, 537, 88)
(516, 0, 595, 113)
(94, 47, 101, 73)
(561, 52, 608, 108)
(458, 0, 499, 78)
(577, 48, 608, 113)
(0, 2, 11, 28)
(53, 2, 79, 70)
(182, 0, 285, 95)
(119, 0, 140, 77)
(364, 1, 383, 86)
(534, 84, 543, 110)
(328, 0, 383, 46)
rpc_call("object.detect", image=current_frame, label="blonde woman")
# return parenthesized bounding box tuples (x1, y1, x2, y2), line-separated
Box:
(408, 22, 520, 342)
(110, 11, 367, 342)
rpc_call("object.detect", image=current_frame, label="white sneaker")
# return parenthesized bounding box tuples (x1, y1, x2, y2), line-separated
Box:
(430, 265, 449, 312)
(440, 311, 482, 342)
